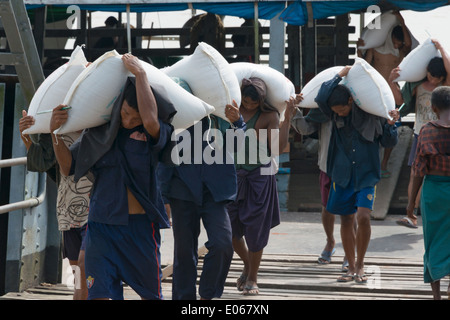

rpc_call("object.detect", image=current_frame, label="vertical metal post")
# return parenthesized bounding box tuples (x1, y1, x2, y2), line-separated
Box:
(269, 11, 286, 73)
(253, 1, 259, 64)
(126, 4, 131, 53)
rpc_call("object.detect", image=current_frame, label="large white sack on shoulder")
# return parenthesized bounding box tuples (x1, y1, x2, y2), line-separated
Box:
(230, 62, 295, 118)
(359, 11, 398, 50)
(342, 58, 395, 119)
(23, 46, 87, 134)
(140, 60, 215, 132)
(299, 66, 344, 109)
(163, 42, 240, 122)
(55, 50, 131, 134)
(394, 38, 439, 82)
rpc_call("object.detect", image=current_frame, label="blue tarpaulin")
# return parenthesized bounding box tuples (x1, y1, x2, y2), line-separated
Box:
(279, 0, 450, 26)
(25, 1, 286, 20)
(24, 1, 450, 24)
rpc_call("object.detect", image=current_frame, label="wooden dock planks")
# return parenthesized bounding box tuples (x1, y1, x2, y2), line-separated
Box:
(1, 253, 436, 300)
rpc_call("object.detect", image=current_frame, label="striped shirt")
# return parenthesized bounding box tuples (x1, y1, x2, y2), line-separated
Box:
(413, 121, 450, 176)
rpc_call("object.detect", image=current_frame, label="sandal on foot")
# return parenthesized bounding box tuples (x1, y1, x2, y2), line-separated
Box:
(318, 248, 336, 264)
(337, 273, 355, 282)
(236, 274, 247, 292)
(355, 274, 368, 284)
(381, 170, 391, 178)
(243, 283, 259, 296)
(341, 259, 349, 272)
(396, 217, 418, 229)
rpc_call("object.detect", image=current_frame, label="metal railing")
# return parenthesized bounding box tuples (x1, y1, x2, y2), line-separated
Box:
(0, 157, 46, 214)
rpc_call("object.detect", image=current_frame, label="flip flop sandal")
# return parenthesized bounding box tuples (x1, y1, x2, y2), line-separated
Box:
(236, 274, 247, 292)
(355, 274, 368, 284)
(396, 217, 418, 229)
(337, 273, 355, 282)
(341, 259, 349, 272)
(243, 283, 259, 296)
(381, 170, 391, 178)
(318, 248, 336, 264)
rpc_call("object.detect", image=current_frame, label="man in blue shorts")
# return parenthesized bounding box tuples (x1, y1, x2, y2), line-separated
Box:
(49, 53, 175, 300)
(315, 66, 399, 283)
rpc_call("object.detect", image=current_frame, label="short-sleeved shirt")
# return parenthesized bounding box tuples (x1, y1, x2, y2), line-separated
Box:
(57, 132, 92, 230)
(412, 121, 450, 177)
(70, 120, 172, 227)
(413, 84, 438, 135)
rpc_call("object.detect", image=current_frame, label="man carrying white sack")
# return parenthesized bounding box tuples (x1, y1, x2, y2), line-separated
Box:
(19, 114, 91, 300)
(388, 39, 450, 228)
(315, 66, 399, 284)
(357, 11, 412, 81)
(357, 11, 412, 179)
(50, 53, 176, 300)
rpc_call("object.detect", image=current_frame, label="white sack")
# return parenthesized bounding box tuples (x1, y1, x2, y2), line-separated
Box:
(163, 42, 241, 122)
(139, 60, 215, 131)
(342, 58, 395, 119)
(230, 62, 296, 119)
(55, 50, 215, 134)
(394, 38, 439, 82)
(55, 50, 130, 134)
(23, 46, 87, 134)
(359, 11, 399, 50)
(299, 66, 344, 109)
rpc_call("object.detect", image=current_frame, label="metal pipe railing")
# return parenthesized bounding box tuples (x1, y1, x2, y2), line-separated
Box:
(0, 156, 27, 168)
(0, 157, 46, 214)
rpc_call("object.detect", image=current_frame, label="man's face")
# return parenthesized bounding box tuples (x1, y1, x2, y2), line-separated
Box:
(241, 96, 262, 111)
(331, 104, 352, 117)
(120, 100, 142, 129)
(392, 35, 403, 50)
(426, 72, 444, 86)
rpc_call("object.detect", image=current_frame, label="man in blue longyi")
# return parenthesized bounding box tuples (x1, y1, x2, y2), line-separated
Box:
(50, 53, 175, 300)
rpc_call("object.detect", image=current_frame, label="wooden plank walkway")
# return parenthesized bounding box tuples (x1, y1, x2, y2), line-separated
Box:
(0, 253, 438, 300)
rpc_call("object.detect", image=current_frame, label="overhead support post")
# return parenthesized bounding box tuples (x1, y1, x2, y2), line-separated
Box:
(0, 0, 44, 104)
(253, 1, 259, 64)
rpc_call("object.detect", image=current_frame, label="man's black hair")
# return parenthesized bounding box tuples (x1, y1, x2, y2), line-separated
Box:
(242, 84, 261, 101)
(431, 86, 450, 111)
(391, 25, 404, 42)
(123, 82, 138, 111)
(327, 84, 352, 107)
(427, 57, 447, 79)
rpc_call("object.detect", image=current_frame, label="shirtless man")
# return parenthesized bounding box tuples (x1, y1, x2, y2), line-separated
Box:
(357, 11, 412, 178)
(357, 11, 412, 81)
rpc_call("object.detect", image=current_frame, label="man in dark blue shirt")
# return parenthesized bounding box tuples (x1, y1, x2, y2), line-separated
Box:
(159, 99, 246, 300)
(50, 54, 174, 300)
(314, 66, 399, 284)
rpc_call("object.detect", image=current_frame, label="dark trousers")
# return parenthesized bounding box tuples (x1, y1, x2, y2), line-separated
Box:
(170, 193, 233, 300)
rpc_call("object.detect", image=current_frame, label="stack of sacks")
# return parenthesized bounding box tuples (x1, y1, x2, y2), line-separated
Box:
(230, 62, 296, 121)
(54, 50, 215, 135)
(23, 46, 87, 134)
(163, 42, 241, 122)
(298, 66, 344, 109)
(341, 58, 396, 119)
(393, 38, 440, 82)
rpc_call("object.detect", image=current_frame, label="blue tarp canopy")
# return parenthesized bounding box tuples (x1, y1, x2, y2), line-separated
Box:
(24, 1, 450, 24)
(279, 1, 450, 26)
(24, 1, 286, 20)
